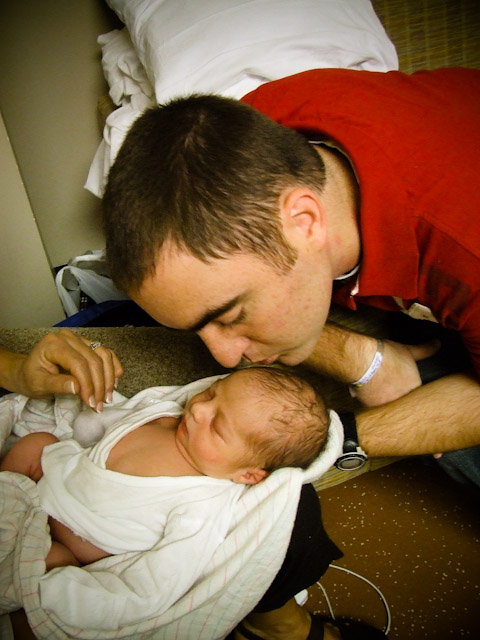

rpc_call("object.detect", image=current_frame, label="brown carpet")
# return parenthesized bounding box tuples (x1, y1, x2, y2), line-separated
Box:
(307, 459, 479, 639)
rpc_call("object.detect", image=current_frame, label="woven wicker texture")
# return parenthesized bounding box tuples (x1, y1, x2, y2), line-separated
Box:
(372, 0, 480, 72)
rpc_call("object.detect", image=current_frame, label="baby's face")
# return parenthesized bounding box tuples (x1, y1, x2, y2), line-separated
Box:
(175, 371, 270, 482)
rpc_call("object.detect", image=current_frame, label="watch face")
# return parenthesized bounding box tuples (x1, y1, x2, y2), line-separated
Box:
(335, 453, 367, 471)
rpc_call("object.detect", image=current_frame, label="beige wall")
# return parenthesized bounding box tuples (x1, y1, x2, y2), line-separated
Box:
(0, 112, 65, 326)
(0, 0, 120, 270)
(0, 0, 120, 325)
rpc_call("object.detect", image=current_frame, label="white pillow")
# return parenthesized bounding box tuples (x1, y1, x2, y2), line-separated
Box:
(106, 0, 398, 103)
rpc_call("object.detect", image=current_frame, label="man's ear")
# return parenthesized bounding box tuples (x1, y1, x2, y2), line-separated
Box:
(233, 468, 269, 485)
(281, 187, 326, 246)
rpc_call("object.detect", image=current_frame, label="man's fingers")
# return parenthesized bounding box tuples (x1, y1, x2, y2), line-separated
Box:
(407, 339, 442, 363)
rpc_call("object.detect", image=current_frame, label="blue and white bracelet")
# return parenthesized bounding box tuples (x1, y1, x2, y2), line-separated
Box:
(349, 339, 384, 390)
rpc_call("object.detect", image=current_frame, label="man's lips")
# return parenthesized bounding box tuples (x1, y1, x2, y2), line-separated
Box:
(257, 356, 278, 365)
(243, 354, 278, 366)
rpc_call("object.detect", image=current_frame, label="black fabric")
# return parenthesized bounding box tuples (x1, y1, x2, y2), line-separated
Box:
(252, 484, 342, 613)
(387, 311, 471, 377)
(337, 412, 358, 448)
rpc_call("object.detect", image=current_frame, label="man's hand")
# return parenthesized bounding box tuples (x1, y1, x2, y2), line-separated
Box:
(352, 338, 441, 406)
(2, 329, 123, 412)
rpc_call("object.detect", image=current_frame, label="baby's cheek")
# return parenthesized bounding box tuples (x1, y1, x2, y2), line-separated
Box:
(201, 444, 225, 466)
(204, 450, 222, 464)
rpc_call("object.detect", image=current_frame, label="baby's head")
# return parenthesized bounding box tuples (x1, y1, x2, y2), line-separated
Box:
(237, 367, 329, 473)
(178, 367, 329, 484)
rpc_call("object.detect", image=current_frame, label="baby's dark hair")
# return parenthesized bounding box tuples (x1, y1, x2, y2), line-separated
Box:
(237, 367, 329, 472)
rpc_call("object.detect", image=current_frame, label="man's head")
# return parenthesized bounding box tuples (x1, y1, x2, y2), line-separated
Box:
(104, 94, 335, 367)
(176, 367, 329, 484)
(104, 94, 326, 293)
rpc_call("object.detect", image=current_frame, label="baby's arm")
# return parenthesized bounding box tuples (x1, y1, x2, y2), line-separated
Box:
(0, 432, 58, 481)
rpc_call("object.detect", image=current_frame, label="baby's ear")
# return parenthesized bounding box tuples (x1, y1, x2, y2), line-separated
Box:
(234, 468, 269, 485)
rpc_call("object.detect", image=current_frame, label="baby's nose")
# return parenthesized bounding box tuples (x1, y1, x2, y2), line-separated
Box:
(190, 399, 210, 424)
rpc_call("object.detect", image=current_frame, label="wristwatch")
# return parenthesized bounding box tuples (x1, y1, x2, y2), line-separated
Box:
(335, 412, 368, 470)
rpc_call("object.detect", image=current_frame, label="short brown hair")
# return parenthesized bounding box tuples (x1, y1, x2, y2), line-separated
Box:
(236, 367, 329, 472)
(103, 94, 326, 293)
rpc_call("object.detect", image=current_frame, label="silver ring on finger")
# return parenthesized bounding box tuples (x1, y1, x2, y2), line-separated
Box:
(90, 342, 103, 351)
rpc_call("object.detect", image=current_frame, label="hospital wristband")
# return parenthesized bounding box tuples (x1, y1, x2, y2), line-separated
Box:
(349, 339, 384, 388)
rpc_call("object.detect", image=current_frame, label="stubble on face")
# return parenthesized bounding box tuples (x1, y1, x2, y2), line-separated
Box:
(133, 245, 332, 367)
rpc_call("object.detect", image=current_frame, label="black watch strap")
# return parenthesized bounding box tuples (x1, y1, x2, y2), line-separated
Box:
(335, 411, 368, 470)
(338, 411, 359, 450)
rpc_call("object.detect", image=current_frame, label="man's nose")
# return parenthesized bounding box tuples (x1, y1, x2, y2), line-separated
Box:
(198, 328, 250, 369)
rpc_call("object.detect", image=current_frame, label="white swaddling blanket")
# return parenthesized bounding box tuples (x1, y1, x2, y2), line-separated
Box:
(0, 375, 343, 639)
(38, 399, 246, 555)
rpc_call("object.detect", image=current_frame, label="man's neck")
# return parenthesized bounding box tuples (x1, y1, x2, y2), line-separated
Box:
(312, 143, 361, 278)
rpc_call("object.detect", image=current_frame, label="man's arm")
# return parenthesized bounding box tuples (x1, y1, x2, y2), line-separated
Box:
(304, 322, 480, 455)
(356, 373, 480, 456)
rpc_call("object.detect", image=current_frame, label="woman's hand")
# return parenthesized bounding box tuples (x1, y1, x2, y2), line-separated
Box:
(1, 329, 123, 412)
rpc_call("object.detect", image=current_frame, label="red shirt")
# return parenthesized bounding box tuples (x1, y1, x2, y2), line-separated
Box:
(242, 68, 480, 375)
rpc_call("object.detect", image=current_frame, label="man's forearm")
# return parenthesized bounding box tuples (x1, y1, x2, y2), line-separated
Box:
(356, 372, 480, 456)
(304, 322, 379, 382)
(304, 323, 480, 455)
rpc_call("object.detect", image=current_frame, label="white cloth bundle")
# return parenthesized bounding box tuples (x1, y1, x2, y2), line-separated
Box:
(0, 376, 344, 639)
